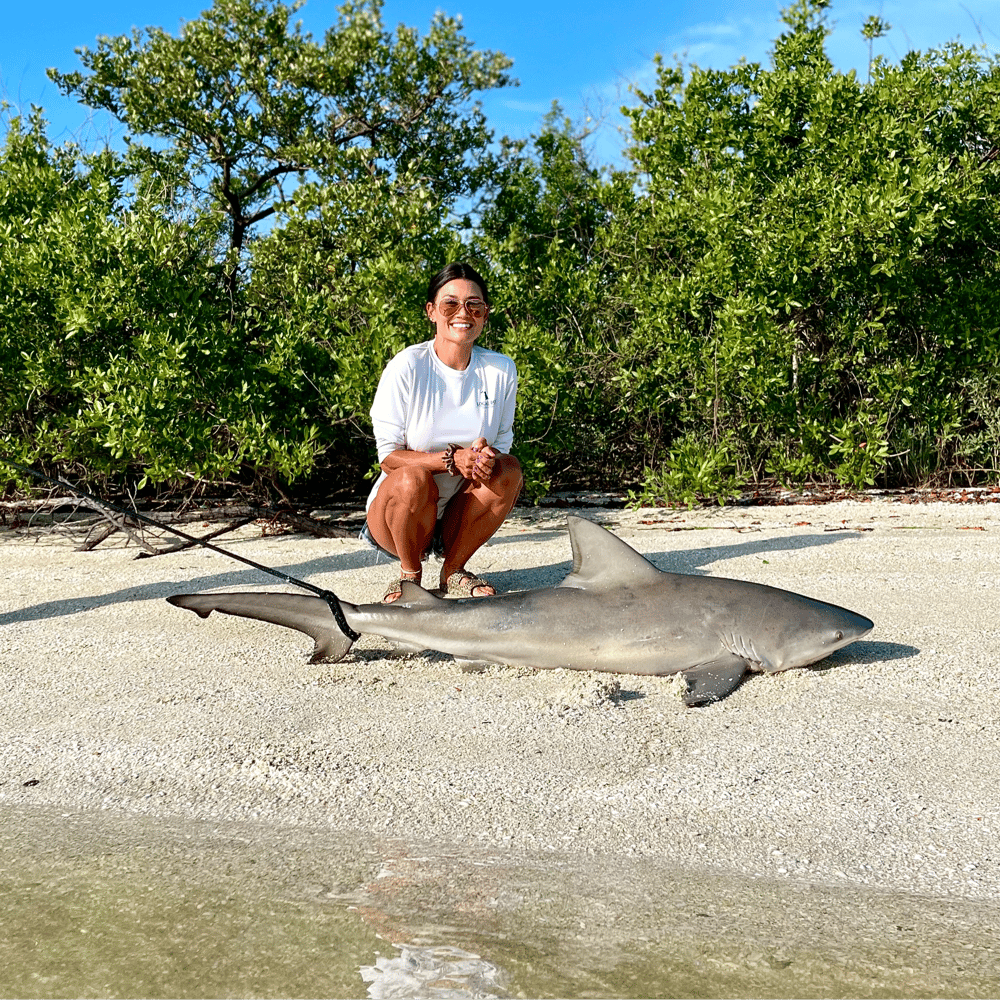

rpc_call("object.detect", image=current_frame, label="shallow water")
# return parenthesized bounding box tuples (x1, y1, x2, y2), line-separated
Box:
(2, 806, 998, 999)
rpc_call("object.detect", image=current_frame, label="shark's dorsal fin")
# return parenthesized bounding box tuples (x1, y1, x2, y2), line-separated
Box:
(558, 516, 664, 590)
(397, 581, 443, 607)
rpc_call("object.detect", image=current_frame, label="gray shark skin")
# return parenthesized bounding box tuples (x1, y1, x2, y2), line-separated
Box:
(167, 516, 873, 705)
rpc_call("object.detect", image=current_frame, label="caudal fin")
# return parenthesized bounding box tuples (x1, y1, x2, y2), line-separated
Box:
(167, 592, 355, 663)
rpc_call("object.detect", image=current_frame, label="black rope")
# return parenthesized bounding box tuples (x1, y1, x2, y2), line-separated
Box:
(3, 462, 361, 642)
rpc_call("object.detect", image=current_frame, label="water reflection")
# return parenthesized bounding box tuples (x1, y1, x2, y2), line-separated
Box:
(360, 944, 508, 999)
(3, 805, 999, 999)
(347, 849, 1000, 999)
(0, 807, 380, 999)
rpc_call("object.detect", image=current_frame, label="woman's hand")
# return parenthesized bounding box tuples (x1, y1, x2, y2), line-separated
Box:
(458, 438, 496, 484)
(385, 442, 497, 484)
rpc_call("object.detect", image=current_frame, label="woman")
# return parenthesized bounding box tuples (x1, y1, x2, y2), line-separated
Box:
(363, 262, 523, 602)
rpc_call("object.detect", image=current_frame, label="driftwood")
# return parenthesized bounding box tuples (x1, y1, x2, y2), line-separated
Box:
(1, 496, 361, 556)
(133, 517, 257, 558)
(78, 522, 124, 552)
(0, 496, 157, 552)
(73, 503, 160, 554)
(260, 509, 359, 539)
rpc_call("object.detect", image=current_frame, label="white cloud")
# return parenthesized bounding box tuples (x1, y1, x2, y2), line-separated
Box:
(501, 98, 559, 113)
(575, 0, 999, 165)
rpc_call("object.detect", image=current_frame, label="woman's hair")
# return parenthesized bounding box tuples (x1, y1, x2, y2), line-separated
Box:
(425, 262, 490, 307)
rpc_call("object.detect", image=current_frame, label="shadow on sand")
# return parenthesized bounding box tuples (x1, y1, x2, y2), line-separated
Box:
(0, 522, 862, 627)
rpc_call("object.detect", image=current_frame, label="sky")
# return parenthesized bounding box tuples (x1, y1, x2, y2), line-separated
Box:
(2, 0, 999, 165)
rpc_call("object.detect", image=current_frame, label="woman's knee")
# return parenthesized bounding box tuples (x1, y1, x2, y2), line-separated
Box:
(492, 454, 523, 497)
(382, 465, 438, 509)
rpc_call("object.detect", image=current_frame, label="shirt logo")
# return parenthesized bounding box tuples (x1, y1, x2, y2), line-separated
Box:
(477, 389, 494, 407)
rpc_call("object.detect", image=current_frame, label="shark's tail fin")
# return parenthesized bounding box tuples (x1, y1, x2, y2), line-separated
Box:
(167, 592, 356, 663)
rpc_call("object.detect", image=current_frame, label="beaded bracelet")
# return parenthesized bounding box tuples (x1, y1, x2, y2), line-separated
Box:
(442, 442, 461, 476)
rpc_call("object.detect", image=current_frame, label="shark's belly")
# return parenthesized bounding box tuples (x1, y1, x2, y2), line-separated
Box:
(497, 589, 727, 673)
(368, 587, 728, 675)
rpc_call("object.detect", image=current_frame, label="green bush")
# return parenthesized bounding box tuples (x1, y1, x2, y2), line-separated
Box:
(3, 0, 999, 503)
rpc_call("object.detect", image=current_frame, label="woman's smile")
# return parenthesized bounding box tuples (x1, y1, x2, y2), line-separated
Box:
(426, 277, 489, 367)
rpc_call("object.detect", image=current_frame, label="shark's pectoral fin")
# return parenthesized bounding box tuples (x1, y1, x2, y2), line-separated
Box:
(167, 592, 356, 664)
(681, 656, 750, 707)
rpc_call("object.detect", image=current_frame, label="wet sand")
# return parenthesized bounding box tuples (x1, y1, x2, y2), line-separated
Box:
(4, 802, 1000, 999)
(2, 497, 999, 904)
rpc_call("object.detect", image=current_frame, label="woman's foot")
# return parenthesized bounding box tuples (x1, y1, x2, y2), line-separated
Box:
(441, 570, 496, 598)
(383, 570, 422, 604)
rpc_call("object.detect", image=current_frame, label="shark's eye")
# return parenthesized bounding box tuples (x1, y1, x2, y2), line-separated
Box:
(833, 630, 844, 642)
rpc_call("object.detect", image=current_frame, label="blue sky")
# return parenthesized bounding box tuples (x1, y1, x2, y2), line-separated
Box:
(2, 0, 998, 164)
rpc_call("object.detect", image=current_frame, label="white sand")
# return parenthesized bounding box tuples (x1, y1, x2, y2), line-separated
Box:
(2, 496, 999, 902)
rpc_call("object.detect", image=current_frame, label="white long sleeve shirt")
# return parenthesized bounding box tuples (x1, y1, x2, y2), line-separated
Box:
(365, 340, 518, 514)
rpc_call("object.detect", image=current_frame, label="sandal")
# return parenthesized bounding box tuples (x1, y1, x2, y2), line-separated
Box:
(442, 570, 496, 598)
(383, 571, 421, 604)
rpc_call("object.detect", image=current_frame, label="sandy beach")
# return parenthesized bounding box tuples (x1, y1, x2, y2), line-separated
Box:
(2, 493, 999, 908)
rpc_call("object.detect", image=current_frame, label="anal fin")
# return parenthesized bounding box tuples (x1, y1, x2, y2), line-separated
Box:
(682, 656, 750, 707)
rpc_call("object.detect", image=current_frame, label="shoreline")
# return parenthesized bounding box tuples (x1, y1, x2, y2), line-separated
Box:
(2, 498, 999, 904)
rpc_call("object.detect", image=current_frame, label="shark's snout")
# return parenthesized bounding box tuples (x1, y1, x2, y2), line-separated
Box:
(808, 613, 874, 664)
(761, 606, 874, 673)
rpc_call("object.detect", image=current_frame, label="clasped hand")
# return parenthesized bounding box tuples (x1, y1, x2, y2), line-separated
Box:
(457, 437, 496, 484)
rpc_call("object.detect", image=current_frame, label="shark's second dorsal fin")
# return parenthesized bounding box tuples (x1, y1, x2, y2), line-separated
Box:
(558, 515, 664, 590)
(397, 581, 444, 607)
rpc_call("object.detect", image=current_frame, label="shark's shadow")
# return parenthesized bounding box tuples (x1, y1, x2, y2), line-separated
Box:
(810, 639, 920, 670)
(0, 524, 862, 628)
(0, 537, 390, 626)
(483, 528, 865, 593)
(688, 633, 920, 702)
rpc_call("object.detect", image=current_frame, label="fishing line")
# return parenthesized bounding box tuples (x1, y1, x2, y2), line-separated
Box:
(3, 461, 361, 641)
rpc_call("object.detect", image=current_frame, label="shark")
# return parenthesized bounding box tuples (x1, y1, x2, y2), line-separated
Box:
(167, 516, 873, 705)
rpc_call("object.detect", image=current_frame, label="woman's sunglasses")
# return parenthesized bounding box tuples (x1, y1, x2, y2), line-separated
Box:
(435, 297, 488, 319)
